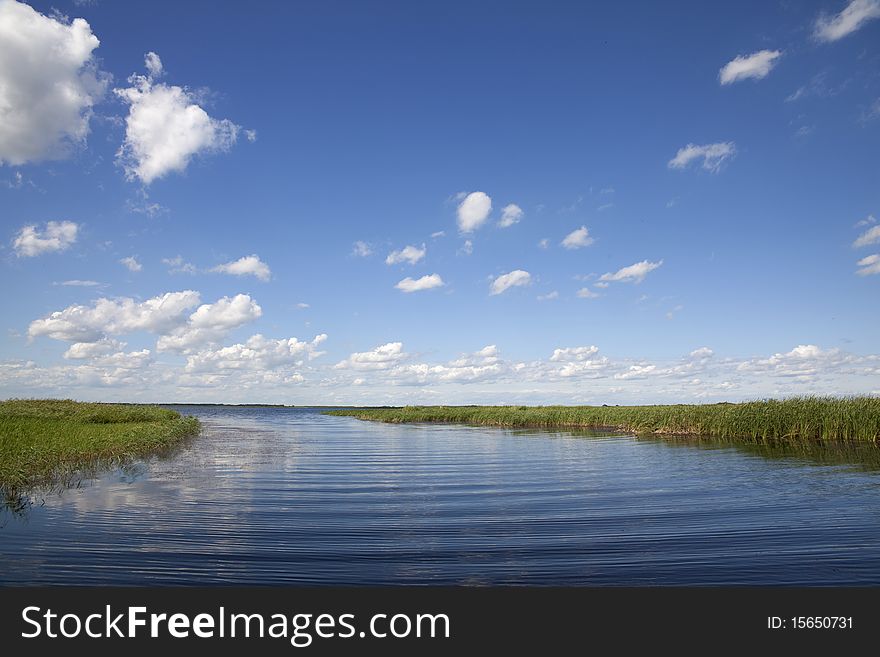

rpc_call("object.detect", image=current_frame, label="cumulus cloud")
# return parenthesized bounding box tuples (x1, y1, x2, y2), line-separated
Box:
(387, 345, 505, 384)
(211, 254, 271, 281)
(599, 260, 663, 284)
(144, 51, 163, 78)
(119, 256, 142, 272)
(490, 270, 531, 295)
(814, 0, 880, 42)
(498, 203, 523, 228)
(156, 294, 262, 353)
(0, 0, 107, 165)
(853, 225, 880, 248)
(537, 291, 559, 301)
(336, 342, 408, 370)
(185, 333, 327, 373)
(576, 287, 600, 298)
(385, 244, 426, 265)
(550, 345, 599, 362)
(63, 338, 126, 360)
(614, 364, 657, 380)
(856, 254, 880, 276)
(549, 345, 610, 378)
(395, 273, 444, 293)
(668, 142, 736, 172)
(13, 221, 78, 256)
(457, 191, 492, 233)
(352, 241, 372, 257)
(115, 52, 240, 184)
(719, 50, 782, 85)
(737, 344, 853, 377)
(162, 255, 197, 274)
(561, 226, 594, 249)
(29, 290, 201, 343)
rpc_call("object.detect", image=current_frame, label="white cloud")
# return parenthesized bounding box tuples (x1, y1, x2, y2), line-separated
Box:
(498, 203, 523, 228)
(719, 50, 782, 85)
(29, 290, 201, 343)
(576, 287, 599, 298)
(385, 244, 426, 265)
(666, 304, 684, 320)
(538, 238, 550, 249)
(336, 342, 408, 370)
(245, 129, 257, 142)
(561, 226, 594, 249)
(490, 270, 531, 295)
(550, 345, 599, 362)
(737, 344, 854, 377)
(814, 0, 880, 42)
(389, 346, 505, 384)
(58, 279, 100, 287)
(296, 302, 310, 309)
(856, 254, 880, 276)
(668, 142, 736, 172)
(395, 273, 445, 293)
(458, 239, 473, 256)
(352, 241, 372, 257)
(119, 256, 142, 272)
(144, 50, 163, 78)
(614, 364, 657, 380)
(13, 221, 78, 256)
(0, 0, 107, 165)
(855, 215, 877, 228)
(537, 291, 559, 301)
(690, 347, 714, 359)
(185, 333, 327, 373)
(89, 349, 153, 370)
(599, 260, 663, 284)
(457, 191, 492, 232)
(63, 338, 125, 360)
(549, 345, 609, 378)
(431, 231, 446, 239)
(211, 254, 271, 281)
(162, 255, 197, 274)
(115, 52, 240, 184)
(853, 224, 880, 248)
(157, 294, 263, 353)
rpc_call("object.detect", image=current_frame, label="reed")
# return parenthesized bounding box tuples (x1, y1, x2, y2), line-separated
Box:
(0, 399, 200, 490)
(327, 397, 880, 444)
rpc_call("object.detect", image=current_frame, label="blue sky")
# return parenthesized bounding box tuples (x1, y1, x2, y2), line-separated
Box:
(2, 0, 879, 404)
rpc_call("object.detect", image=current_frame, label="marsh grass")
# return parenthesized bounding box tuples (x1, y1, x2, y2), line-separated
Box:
(0, 399, 200, 492)
(327, 397, 880, 444)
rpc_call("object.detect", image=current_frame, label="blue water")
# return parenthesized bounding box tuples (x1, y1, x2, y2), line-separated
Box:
(2, 406, 879, 585)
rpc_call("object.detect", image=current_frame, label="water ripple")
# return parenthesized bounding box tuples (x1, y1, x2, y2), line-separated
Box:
(2, 406, 880, 585)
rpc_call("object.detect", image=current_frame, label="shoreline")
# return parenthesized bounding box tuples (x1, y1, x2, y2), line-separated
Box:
(0, 399, 200, 492)
(326, 397, 880, 444)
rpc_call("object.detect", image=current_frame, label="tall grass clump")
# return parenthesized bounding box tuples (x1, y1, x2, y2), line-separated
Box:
(327, 397, 880, 444)
(0, 399, 200, 491)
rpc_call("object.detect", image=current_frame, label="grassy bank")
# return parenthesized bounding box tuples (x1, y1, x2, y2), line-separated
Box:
(0, 399, 200, 491)
(327, 397, 880, 443)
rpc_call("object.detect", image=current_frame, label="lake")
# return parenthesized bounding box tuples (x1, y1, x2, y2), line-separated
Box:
(2, 405, 880, 585)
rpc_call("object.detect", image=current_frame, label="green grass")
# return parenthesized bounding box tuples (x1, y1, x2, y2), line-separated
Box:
(327, 397, 880, 444)
(0, 399, 200, 491)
